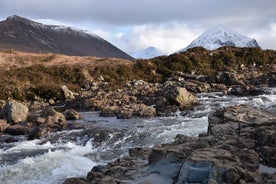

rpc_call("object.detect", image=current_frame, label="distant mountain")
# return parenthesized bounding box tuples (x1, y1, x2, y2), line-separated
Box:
(130, 47, 165, 59)
(0, 15, 133, 60)
(179, 25, 260, 52)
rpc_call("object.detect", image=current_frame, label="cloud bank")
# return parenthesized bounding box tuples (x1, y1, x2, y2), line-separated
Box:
(0, 0, 275, 53)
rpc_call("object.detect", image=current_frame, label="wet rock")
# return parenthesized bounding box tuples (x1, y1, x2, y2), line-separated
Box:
(0, 119, 9, 132)
(5, 124, 32, 135)
(63, 109, 83, 120)
(1, 100, 29, 123)
(128, 147, 151, 159)
(227, 85, 265, 96)
(63, 177, 89, 184)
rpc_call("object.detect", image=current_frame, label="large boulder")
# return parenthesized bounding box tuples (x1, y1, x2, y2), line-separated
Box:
(164, 85, 199, 109)
(1, 100, 29, 123)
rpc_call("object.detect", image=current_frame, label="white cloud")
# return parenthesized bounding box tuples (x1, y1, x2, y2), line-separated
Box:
(248, 22, 276, 50)
(106, 23, 202, 54)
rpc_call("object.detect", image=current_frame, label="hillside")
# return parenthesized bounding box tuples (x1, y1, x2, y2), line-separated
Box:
(0, 15, 133, 60)
(0, 47, 275, 101)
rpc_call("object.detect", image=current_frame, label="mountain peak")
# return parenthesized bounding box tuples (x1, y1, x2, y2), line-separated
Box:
(130, 46, 165, 59)
(6, 15, 30, 22)
(0, 15, 132, 59)
(180, 25, 260, 51)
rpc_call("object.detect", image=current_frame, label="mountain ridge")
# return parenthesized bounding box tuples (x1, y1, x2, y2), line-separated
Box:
(0, 15, 133, 60)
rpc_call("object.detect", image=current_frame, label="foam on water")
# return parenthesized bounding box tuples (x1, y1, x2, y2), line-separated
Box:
(0, 141, 96, 184)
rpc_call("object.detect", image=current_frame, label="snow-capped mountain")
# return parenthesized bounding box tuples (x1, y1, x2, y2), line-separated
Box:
(179, 25, 259, 52)
(130, 47, 165, 59)
(0, 15, 132, 59)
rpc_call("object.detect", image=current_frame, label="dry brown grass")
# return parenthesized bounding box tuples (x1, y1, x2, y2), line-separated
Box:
(0, 50, 133, 70)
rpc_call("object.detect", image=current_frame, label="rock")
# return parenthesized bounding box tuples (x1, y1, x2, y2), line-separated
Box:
(48, 99, 55, 105)
(5, 124, 32, 135)
(164, 85, 199, 109)
(28, 126, 50, 140)
(61, 85, 78, 100)
(117, 109, 133, 119)
(100, 106, 119, 117)
(0, 119, 9, 132)
(1, 100, 29, 123)
(133, 104, 157, 118)
(218, 71, 243, 85)
(63, 178, 89, 184)
(63, 109, 83, 120)
(41, 107, 67, 129)
(184, 80, 211, 93)
(208, 105, 276, 167)
(186, 145, 262, 183)
(227, 85, 265, 96)
(0, 100, 6, 110)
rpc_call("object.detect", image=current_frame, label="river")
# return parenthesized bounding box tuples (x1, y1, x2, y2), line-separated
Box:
(0, 88, 275, 184)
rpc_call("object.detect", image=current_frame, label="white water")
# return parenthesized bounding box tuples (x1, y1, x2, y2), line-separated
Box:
(0, 88, 275, 184)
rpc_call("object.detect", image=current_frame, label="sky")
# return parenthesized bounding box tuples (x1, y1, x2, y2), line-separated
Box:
(0, 0, 275, 54)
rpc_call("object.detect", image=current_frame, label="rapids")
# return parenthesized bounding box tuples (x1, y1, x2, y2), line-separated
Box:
(0, 88, 275, 184)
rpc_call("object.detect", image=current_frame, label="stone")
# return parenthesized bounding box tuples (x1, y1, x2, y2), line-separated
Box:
(164, 86, 199, 109)
(5, 124, 32, 135)
(0, 100, 6, 110)
(63, 109, 83, 120)
(0, 119, 9, 132)
(63, 177, 89, 184)
(42, 107, 67, 129)
(48, 99, 55, 105)
(61, 85, 77, 100)
(1, 100, 29, 123)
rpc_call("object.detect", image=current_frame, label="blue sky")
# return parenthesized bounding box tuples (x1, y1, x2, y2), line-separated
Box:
(0, 0, 275, 54)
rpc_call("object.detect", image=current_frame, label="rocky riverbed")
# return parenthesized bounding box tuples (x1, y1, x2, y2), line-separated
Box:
(0, 65, 275, 183)
(62, 104, 276, 184)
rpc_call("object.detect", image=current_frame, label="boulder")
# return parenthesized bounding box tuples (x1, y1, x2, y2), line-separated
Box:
(1, 100, 29, 123)
(42, 107, 67, 129)
(164, 86, 199, 109)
